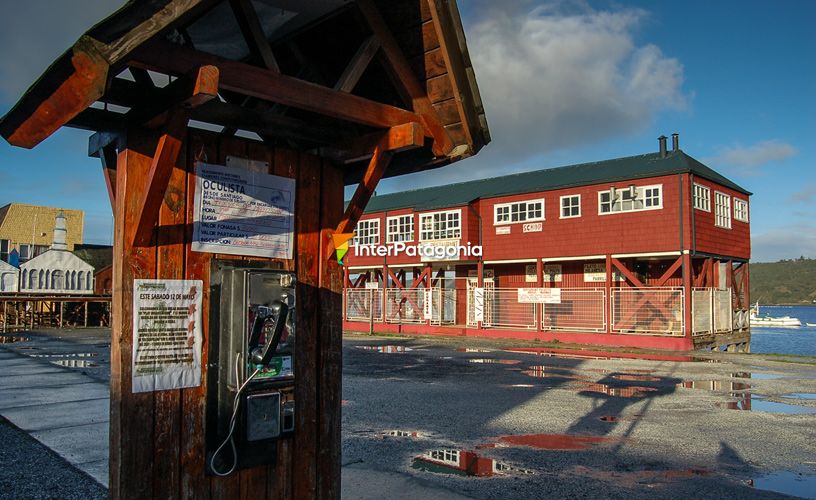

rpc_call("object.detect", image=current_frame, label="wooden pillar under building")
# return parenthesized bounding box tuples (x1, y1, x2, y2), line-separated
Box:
(84, 301, 89, 328)
(108, 130, 343, 499)
(683, 253, 693, 339)
(605, 255, 613, 334)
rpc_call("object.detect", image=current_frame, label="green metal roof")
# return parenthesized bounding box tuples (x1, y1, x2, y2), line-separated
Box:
(357, 150, 751, 213)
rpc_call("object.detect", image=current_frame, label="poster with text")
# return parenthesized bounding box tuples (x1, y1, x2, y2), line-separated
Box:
(132, 279, 203, 393)
(192, 161, 295, 259)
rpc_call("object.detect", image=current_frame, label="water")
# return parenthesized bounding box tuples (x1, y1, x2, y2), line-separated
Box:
(749, 306, 816, 356)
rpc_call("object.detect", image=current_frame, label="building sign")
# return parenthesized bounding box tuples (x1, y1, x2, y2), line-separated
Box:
(525, 264, 538, 283)
(418, 239, 462, 262)
(423, 289, 433, 320)
(364, 282, 379, 289)
(523, 222, 542, 233)
(473, 287, 484, 321)
(192, 162, 295, 259)
(584, 263, 623, 282)
(132, 279, 203, 393)
(518, 287, 561, 304)
(496, 226, 511, 235)
(544, 264, 563, 282)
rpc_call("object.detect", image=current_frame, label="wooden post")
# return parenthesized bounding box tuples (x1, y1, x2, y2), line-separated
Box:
(84, 301, 89, 327)
(536, 260, 543, 335)
(59, 301, 63, 328)
(683, 253, 693, 338)
(108, 130, 343, 499)
(605, 255, 613, 334)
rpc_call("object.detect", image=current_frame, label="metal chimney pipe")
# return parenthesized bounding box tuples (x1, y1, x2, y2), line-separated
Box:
(658, 135, 667, 158)
(671, 133, 679, 152)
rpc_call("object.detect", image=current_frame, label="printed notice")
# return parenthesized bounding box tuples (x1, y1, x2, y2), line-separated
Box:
(193, 162, 295, 259)
(132, 279, 203, 393)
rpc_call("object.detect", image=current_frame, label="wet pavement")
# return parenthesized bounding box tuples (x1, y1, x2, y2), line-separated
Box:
(343, 334, 816, 499)
(2, 329, 816, 498)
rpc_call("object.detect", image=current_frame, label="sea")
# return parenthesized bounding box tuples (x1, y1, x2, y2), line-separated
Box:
(750, 305, 816, 357)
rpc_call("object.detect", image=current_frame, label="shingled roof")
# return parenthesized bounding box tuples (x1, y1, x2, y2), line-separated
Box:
(359, 149, 751, 213)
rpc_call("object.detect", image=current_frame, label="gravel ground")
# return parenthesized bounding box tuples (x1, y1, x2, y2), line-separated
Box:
(0, 416, 106, 500)
(342, 334, 816, 499)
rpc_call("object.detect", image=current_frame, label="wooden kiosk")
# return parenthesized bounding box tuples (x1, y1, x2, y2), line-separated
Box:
(0, 1, 489, 498)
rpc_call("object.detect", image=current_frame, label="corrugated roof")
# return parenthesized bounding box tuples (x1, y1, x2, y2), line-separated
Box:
(358, 150, 750, 213)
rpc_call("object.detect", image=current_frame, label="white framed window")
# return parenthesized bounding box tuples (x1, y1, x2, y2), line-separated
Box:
(598, 184, 662, 214)
(353, 219, 379, 246)
(693, 183, 711, 211)
(714, 191, 731, 229)
(420, 209, 461, 240)
(560, 195, 581, 218)
(386, 214, 414, 242)
(734, 198, 749, 223)
(494, 199, 544, 225)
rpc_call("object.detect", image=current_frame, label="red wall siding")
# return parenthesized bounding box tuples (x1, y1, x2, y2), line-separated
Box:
(690, 178, 751, 259)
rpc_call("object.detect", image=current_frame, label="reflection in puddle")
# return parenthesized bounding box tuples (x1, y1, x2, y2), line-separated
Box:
(753, 471, 816, 498)
(412, 449, 533, 477)
(456, 348, 493, 353)
(468, 358, 520, 365)
(578, 384, 659, 398)
(717, 396, 816, 414)
(505, 347, 700, 362)
(383, 430, 421, 438)
(784, 393, 816, 400)
(522, 366, 583, 379)
(611, 373, 661, 382)
(51, 360, 98, 368)
(358, 345, 412, 353)
(495, 433, 619, 450)
(0, 336, 30, 343)
(599, 416, 618, 422)
(731, 372, 783, 380)
(678, 380, 751, 392)
(29, 352, 98, 358)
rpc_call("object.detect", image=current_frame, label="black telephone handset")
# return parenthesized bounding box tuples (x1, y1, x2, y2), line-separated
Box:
(248, 300, 289, 367)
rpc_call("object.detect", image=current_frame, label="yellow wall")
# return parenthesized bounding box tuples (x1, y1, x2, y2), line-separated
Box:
(0, 204, 84, 252)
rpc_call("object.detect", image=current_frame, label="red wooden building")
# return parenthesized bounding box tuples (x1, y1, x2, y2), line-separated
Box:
(343, 135, 752, 351)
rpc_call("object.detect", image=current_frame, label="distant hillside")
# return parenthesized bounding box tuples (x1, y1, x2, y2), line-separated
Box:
(750, 257, 816, 305)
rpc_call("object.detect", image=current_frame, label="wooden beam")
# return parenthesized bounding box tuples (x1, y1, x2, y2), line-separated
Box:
(229, 0, 280, 72)
(131, 109, 188, 247)
(100, 144, 118, 213)
(655, 257, 683, 287)
(335, 136, 393, 236)
(130, 40, 429, 132)
(611, 258, 645, 288)
(356, 0, 454, 157)
(128, 65, 219, 128)
(323, 121, 425, 164)
(334, 36, 380, 92)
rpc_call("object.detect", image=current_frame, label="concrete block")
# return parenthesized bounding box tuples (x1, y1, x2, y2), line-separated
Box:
(1, 397, 109, 432)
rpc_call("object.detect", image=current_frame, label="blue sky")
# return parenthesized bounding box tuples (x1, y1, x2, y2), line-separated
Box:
(0, 0, 813, 261)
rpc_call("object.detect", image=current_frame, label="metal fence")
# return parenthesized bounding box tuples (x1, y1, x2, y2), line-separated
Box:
(344, 289, 383, 322)
(611, 287, 684, 336)
(692, 288, 713, 336)
(483, 288, 537, 330)
(713, 288, 733, 333)
(434, 288, 457, 325)
(541, 288, 606, 332)
(385, 288, 426, 324)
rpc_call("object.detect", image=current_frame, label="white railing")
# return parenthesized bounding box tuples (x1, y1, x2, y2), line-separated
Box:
(385, 288, 426, 324)
(483, 288, 537, 330)
(541, 288, 606, 332)
(611, 287, 684, 336)
(344, 289, 383, 322)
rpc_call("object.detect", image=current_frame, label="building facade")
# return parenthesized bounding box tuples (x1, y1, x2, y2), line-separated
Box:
(0, 204, 84, 263)
(342, 136, 752, 351)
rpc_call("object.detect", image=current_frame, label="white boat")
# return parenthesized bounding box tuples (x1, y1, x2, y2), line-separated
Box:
(750, 302, 801, 327)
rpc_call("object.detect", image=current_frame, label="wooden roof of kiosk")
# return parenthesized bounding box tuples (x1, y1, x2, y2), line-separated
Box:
(0, 2, 490, 498)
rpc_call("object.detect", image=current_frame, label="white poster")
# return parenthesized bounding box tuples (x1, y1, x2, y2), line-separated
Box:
(193, 161, 295, 259)
(517, 287, 562, 304)
(473, 287, 484, 322)
(132, 279, 203, 393)
(584, 263, 624, 282)
(423, 289, 433, 320)
(544, 264, 563, 282)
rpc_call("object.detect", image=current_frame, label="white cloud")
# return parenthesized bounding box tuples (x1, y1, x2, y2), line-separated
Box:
(752, 224, 816, 262)
(705, 140, 798, 175)
(450, 1, 687, 178)
(790, 184, 816, 204)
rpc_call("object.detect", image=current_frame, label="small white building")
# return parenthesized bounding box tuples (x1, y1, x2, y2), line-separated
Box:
(19, 212, 94, 294)
(0, 259, 19, 292)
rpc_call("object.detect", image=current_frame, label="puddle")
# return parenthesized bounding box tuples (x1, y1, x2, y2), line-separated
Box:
(358, 345, 412, 353)
(785, 393, 816, 400)
(571, 465, 710, 488)
(383, 430, 421, 438)
(456, 348, 493, 353)
(578, 384, 659, 398)
(505, 347, 699, 362)
(28, 352, 98, 358)
(508, 384, 535, 388)
(51, 360, 98, 368)
(678, 380, 751, 392)
(412, 449, 533, 477)
(0, 336, 30, 343)
(468, 358, 521, 365)
(717, 397, 816, 414)
(731, 372, 783, 380)
(522, 366, 583, 379)
(753, 471, 816, 498)
(495, 433, 619, 450)
(610, 373, 661, 382)
(599, 416, 618, 422)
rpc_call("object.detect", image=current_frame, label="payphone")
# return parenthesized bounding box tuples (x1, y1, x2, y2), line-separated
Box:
(206, 260, 296, 476)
